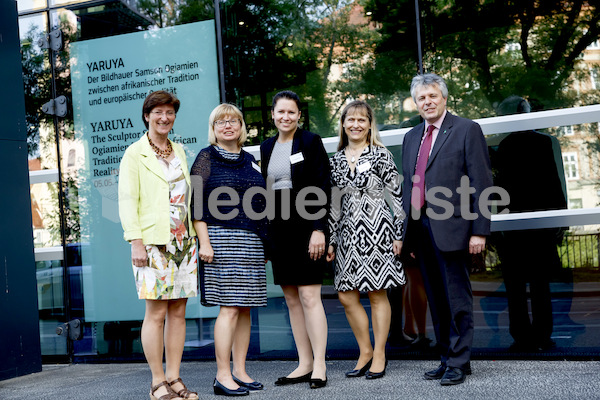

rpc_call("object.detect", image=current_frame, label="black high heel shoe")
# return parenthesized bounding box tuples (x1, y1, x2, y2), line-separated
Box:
(309, 376, 327, 389)
(365, 359, 388, 380)
(213, 379, 249, 396)
(345, 358, 373, 378)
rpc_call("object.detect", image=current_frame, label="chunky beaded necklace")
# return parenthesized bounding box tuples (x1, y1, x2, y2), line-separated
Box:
(147, 133, 173, 159)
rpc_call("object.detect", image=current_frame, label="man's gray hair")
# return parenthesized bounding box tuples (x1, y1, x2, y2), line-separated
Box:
(410, 73, 448, 102)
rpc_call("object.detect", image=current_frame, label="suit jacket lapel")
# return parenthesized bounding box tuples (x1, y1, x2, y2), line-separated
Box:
(407, 122, 425, 174)
(260, 135, 278, 178)
(426, 112, 454, 169)
(140, 135, 167, 182)
(290, 129, 303, 183)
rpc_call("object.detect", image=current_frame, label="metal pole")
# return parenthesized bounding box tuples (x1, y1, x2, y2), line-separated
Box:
(214, 0, 227, 103)
(414, 0, 423, 74)
(46, 16, 73, 361)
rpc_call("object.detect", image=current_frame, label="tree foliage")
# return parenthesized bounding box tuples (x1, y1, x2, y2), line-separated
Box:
(364, 0, 600, 117)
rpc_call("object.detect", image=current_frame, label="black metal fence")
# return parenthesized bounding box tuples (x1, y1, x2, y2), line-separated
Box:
(559, 231, 600, 269)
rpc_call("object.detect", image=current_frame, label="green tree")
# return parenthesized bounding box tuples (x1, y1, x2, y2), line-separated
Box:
(219, 0, 320, 143)
(137, 0, 214, 27)
(364, 0, 600, 117)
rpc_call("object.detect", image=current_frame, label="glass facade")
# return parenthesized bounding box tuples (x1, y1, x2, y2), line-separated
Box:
(16, 0, 600, 362)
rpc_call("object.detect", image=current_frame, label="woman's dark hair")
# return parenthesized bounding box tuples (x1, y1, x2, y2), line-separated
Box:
(271, 90, 301, 110)
(142, 90, 181, 129)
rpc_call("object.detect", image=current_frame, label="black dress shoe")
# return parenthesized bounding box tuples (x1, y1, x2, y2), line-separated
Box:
(365, 359, 387, 380)
(309, 377, 327, 389)
(425, 363, 471, 380)
(345, 358, 373, 378)
(410, 335, 432, 348)
(232, 375, 263, 391)
(213, 379, 249, 396)
(274, 371, 312, 386)
(424, 364, 446, 380)
(440, 367, 466, 386)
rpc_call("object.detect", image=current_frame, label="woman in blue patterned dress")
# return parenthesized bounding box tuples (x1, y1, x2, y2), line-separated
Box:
(326, 100, 405, 380)
(119, 91, 198, 400)
(190, 104, 268, 397)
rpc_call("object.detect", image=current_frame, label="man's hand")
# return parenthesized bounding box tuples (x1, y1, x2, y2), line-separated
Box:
(469, 235, 486, 254)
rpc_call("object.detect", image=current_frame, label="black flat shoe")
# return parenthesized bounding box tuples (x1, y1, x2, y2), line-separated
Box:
(309, 377, 327, 389)
(213, 379, 249, 396)
(365, 359, 387, 380)
(232, 376, 263, 391)
(345, 358, 373, 378)
(274, 371, 312, 386)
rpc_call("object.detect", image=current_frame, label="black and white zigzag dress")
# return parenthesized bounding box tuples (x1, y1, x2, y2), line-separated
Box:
(329, 145, 406, 292)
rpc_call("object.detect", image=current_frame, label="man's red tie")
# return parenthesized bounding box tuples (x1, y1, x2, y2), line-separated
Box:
(411, 124, 435, 210)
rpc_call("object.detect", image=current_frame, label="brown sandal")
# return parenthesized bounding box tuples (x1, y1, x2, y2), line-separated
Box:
(150, 381, 181, 400)
(169, 378, 199, 399)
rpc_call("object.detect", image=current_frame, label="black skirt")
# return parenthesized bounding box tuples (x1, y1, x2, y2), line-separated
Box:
(268, 189, 326, 285)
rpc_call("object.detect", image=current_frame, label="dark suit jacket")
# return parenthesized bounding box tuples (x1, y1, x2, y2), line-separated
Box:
(495, 130, 567, 213)
(401, 112, 493, 252)
(260, 128, 331, 234)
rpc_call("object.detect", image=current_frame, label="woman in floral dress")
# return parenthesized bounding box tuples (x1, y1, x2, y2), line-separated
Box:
(119, 91, 198, 400)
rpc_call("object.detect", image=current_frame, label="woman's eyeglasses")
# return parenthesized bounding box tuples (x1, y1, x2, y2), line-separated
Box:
(214, 119, 240, 127)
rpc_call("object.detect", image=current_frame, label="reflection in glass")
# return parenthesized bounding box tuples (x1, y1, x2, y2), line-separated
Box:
(17, 0, 48, 13)
(30, 182, 62, 248)
(36, 259, 67, 355)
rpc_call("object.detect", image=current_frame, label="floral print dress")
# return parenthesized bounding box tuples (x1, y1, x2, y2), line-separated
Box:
(134, 155, 198, 300)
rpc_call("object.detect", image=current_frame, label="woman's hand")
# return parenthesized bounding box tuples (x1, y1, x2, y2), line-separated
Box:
(393, 240, 403, 256)
(308, 230, 326, 261)
(326, 245, 335, 262)
(199, 241, 214, 264)
(131, 239, 147, 267)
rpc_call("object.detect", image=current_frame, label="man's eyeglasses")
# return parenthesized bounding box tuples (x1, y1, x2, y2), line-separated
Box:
(151, 110, 176, 117)
(214, 119, 241, 127)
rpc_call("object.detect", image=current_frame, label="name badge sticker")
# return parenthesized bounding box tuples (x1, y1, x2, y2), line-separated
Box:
(171, 157, 181, 168)
(356, 161, 371, 174)
(290, 152, 305, 164)
(252, 162, 261, 173)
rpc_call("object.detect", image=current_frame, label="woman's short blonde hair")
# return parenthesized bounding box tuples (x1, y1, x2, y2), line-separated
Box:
(337, 100, 384, 151)
(208, 103, 248, 147)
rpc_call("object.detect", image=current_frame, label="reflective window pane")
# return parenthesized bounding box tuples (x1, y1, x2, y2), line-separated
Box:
(17, 0, 48, 13)
(30, 182, 62, 248)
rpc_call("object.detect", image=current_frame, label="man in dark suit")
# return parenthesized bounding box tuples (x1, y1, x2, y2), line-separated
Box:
(400, 73, 493, 385)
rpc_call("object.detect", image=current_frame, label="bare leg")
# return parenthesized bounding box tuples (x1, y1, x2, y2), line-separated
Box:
(164, 299, 194, 397)
(368, 290, 391, 373)
(338, 290, 373, 370)
(143, 300, 182, 399)
(281, 285, 314, 378)
(298, 284, 328, 380)
(214, 306, 241, 390)
(231, 308, 255, 383)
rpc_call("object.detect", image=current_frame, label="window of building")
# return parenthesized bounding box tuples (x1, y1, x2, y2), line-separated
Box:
(569, 198, 583, 209)
(561, 125, 575, 136)
(563, 152, 579, 179)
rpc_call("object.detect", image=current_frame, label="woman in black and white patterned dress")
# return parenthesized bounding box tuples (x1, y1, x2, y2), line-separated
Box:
(326, 100, 405, 380)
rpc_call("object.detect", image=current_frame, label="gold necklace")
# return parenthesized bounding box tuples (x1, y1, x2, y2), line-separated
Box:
(147, 133, 173, 159)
